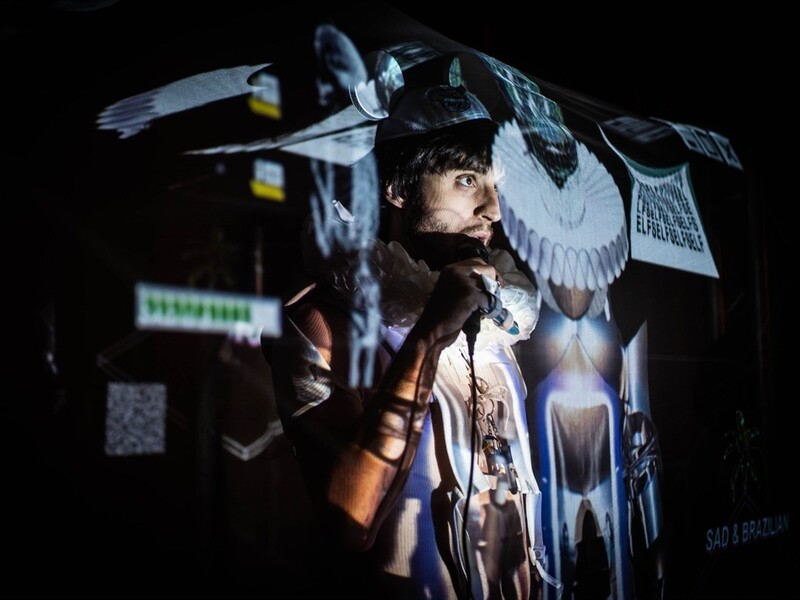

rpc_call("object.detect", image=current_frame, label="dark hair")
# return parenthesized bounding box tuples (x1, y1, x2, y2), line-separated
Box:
(375, 119, 498, 210)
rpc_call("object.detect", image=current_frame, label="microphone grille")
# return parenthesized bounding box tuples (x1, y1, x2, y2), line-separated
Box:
(456, 240, 489, 263)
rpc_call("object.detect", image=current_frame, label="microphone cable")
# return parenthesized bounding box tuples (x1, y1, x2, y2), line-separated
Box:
(457, 239, 487, 600)
(461, 333, 480, 600)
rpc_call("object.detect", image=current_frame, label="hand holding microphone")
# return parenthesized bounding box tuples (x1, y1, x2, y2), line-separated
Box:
(477, 274, 519, 336)
(456, 241, 519, 354)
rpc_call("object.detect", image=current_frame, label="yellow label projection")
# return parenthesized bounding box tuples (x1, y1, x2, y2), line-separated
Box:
(250, 157, 286, 201)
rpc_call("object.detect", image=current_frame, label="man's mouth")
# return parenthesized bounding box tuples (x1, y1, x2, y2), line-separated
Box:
(468, 229, 493, 245)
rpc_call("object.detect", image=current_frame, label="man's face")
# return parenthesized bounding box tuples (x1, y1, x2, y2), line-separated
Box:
(406, 166, 502, 251)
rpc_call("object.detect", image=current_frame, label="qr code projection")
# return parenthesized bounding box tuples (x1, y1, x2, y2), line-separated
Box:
(104, 383, 167, 456)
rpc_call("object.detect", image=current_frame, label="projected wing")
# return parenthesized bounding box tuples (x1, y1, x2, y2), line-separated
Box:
(96, 64, 269, 139)
(494, 119, 628, 291)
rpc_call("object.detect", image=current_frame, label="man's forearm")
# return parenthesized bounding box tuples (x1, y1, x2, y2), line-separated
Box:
(325, 325, 444, 550)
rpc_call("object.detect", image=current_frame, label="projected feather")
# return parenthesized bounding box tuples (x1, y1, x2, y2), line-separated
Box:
(96, 64, 270, 139)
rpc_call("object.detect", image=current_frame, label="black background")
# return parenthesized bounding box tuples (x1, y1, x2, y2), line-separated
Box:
(3, 1, 791, 598)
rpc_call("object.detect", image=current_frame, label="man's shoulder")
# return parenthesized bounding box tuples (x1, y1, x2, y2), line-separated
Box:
(286, 281, 351, 333)
(287, 281, 348, 311)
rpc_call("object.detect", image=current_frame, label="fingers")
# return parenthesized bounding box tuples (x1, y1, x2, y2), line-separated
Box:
(415, 256, 505, 345)
(450, 256, 505, 287)
(446, 257, 498, 281)
(438, 260, 496, 314)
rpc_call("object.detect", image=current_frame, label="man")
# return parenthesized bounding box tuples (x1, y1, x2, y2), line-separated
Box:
(269, 84, 546, 599)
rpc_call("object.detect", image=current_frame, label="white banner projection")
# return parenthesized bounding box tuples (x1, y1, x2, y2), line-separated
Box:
(602, 131, 719, 278)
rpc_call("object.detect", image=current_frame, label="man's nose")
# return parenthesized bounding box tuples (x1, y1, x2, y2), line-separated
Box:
(476, 183, 501, 222)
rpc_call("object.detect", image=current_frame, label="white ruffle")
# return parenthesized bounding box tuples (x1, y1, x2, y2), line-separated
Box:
(494, 119, 628, 292)
(349, 239, 540, 353)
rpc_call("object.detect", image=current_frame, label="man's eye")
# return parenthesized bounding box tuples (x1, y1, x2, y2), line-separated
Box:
(456, 175, 476, 187)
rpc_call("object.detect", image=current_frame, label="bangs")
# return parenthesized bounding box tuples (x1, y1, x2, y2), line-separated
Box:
(376, 119, 498, 202)
(420, 140, 493, 175)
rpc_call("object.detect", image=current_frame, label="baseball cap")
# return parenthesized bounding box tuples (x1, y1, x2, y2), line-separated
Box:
(374, 84, 492, 144)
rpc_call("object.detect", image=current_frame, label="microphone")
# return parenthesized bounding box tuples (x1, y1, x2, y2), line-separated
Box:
(478, 274, 520, 336)
(457, 241, 484, 354)
(456, 241, 519, 354)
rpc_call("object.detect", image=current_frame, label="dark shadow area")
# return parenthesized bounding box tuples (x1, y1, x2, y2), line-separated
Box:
(4, 2, 791, 597)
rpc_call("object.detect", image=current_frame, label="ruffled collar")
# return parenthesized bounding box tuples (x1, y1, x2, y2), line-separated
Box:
(331, 239, 540, 354)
